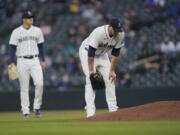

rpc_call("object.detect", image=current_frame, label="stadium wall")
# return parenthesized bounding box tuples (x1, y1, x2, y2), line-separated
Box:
(0, 87, 180, 111)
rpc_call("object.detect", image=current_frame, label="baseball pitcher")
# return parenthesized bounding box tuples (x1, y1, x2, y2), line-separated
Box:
(8, 11, 46, 118)
(79, 18, 125, 117)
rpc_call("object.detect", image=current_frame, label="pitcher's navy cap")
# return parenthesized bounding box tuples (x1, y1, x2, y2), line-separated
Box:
(110, 18, 122, 32)
(22, 11, 34, 19)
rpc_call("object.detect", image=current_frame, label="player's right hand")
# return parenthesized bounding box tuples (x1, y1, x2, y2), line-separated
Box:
(40, 62, 47, 69)
(109, 71, 116, 83)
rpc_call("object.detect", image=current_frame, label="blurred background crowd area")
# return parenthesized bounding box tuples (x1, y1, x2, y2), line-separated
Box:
(0, 0, 180, 92)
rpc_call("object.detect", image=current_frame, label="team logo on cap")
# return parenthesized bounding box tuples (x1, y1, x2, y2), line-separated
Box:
(28, 11, 32, 15)
(118, 22, 121, 27)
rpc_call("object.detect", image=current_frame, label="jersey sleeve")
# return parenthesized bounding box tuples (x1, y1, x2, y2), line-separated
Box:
(38, 28, 44, 44)
(9, 30, 18, 46)
(87, 29, 101, 49)
(114, 32, 125, 49)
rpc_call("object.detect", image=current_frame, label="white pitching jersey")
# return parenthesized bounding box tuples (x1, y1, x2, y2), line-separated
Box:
(82, 25, 125, 56)
(9, 25, 44, 56)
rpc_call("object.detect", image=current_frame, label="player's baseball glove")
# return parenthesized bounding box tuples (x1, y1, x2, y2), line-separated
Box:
(90, 72, 105, 90)
(7, 64, 19, 80)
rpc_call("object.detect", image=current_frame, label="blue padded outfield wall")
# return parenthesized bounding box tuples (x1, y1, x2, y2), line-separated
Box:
(0, 87, 180, 111)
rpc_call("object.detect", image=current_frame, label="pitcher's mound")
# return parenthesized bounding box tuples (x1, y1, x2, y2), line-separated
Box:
(76, 101, 180, 121)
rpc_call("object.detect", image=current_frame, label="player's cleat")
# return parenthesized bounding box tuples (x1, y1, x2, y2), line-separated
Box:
(34, 109, 41, 117)
(23, 113, 29, 118)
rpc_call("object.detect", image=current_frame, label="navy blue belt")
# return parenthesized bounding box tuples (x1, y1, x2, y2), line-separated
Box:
(18, 55, 38, 59)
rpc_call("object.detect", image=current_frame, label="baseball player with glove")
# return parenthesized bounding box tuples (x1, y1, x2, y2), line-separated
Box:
(8, 11, 46, 118)
(79, 18, 125, 117)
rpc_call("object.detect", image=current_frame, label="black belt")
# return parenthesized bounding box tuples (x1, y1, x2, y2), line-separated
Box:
(18, 55, 38, 59)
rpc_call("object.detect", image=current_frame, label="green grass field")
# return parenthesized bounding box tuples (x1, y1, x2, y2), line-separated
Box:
(0, 110, 180, 135)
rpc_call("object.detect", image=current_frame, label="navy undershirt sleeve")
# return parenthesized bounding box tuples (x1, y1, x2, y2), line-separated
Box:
(88, 46, 96, 57)
(9, 44, 17, 63)
(111, 48, 121, 56)
(38, 43, 45, 61)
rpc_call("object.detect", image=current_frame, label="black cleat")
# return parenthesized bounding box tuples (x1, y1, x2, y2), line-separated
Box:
(34, 109, 41, 117)
(23, 113, 29, 118)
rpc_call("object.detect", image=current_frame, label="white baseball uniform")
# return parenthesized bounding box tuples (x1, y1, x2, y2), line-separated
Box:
(9, 25, 44, 115)
(79, 25, 125, 117)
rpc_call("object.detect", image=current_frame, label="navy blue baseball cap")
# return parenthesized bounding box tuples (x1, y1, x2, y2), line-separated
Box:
(22, 11, 34, 19)
(110, 18, 122, 32)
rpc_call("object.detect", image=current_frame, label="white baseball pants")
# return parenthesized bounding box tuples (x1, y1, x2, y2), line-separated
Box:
(17, 57, 43, 114)
(79, 45, 118, 117)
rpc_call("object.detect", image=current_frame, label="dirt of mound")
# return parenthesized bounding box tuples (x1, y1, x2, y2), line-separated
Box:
(76, 101, 180, 121)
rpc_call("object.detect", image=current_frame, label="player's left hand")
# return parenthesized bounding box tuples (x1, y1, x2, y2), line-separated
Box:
(40, 62, 47, 70)
(109, 71, 116, 83)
